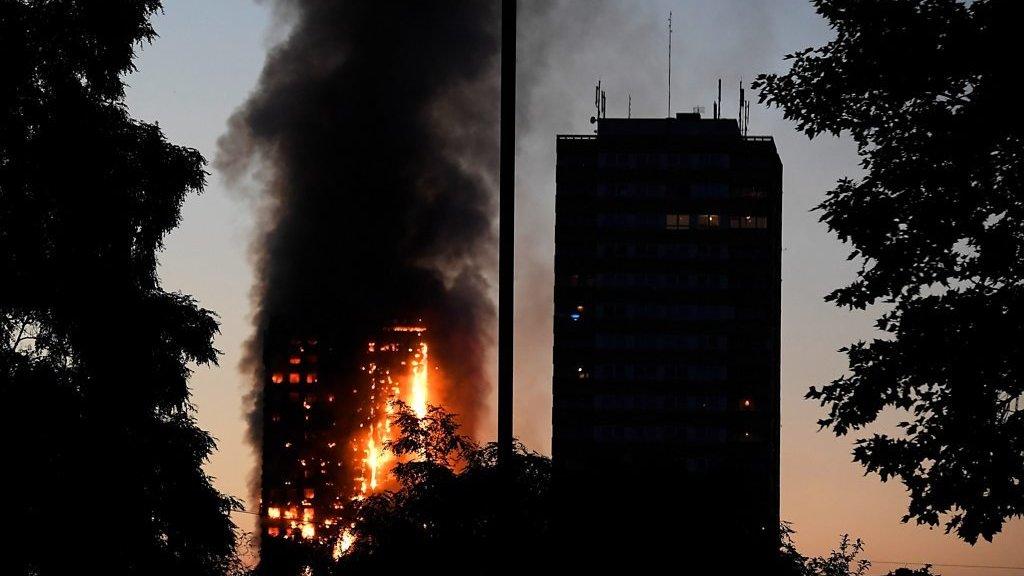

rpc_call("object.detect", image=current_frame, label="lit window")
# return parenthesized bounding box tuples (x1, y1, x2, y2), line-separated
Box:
(304, 488, 315, 500)
(666, 214, 690, 230)
(267, 527, 280, 537)
(303, 508, 315, 522)
(271, 373, 284, 384)
(301, 523, 316, 539)
(697, 214, 720, 228)
(267, 507, 281, 519)
(289, 373, 301, 384)
(729, 215, 768, 229)
(284, 507, 298, 520)
(289, 355, 302, 365)
(306, 373, 318, 384)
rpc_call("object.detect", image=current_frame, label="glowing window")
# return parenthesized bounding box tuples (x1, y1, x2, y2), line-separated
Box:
(665, 214, 690, 230)
(267, 527, 280, 537)
(304, 488, 315, 500)
(303, 508, 315, 522)
(284, 507, 298, 520)
(301, 523, 316, 539)
(306, 373, 318, 384)
(697, 214, 720, 228)
(289, 355, 302, 365)
(729, 215, 768, 229)
(271, 373, 284, 384)
(288, 373, 301, 384)
(267, 507, 281, 519)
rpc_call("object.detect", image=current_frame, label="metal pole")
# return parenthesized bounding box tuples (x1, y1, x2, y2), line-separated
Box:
(498, 0, 516, 470)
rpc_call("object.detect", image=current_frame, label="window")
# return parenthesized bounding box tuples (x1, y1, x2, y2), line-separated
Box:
(729, 215, 768, 229)
(267, 507, 281, 519)
(271, 373, 284, 384)
(267, 527, 280, 537)
(306, 373, 318, 384)
(304, 488, 315, 500)
(289, 355, 302, 365)
(666, 214, 690, 230)
(289, 373, 301, 384)
(696, 214, 720, 228)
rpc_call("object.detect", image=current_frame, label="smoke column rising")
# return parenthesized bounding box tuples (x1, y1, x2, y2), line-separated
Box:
(217, 1, 499, 498)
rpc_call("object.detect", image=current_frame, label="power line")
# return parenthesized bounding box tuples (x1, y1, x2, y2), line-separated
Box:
(868, 560, 1024, 571)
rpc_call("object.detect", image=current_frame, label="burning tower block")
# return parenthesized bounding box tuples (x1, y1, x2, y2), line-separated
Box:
(260, 337, 345, 544)
(352, 324, 429, 500)
(259, 323, 432, 555)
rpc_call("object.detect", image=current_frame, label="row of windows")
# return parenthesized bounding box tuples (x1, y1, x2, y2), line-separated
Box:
(596, 152, 731, 170)
(560, 213, 770, 230)
(271, 372, 319, 385)
(592, 333, 729, 352)
(594, 303, 737, 321)
(578, 363, 728, 382)
(594, 393, 731, 413)
(591, 272, 729, 290)
(593, 424, 729, 444)
(667, 214, 769, 230)
(587, 182, 770, 200)
(560, 242, 729, 261)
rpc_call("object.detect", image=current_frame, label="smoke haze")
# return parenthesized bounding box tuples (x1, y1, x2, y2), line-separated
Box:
(216, 0, 500, 498)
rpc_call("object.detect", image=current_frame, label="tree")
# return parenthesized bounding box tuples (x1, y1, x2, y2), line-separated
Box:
(779, 526, 938, 576)
(0, 1, 241, 573)
(335, 402, 551, 575)
(755, 0, 1024, 543)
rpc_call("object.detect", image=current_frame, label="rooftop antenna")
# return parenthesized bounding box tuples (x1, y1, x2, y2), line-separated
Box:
(667, 11, 673, 117)
(717, 78, 722, 120)
(745, 99, 751, 136)
(601, 88, 607, 119)
(739, 79, 745, 131)
(628, 93, 632, 119)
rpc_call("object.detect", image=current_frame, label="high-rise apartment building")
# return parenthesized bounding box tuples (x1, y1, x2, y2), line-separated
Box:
(553, 112, 782, 568)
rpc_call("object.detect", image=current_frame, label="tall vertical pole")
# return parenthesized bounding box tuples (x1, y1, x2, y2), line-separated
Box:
(667, 11, 672, 117)
(498, 0, 516, 470)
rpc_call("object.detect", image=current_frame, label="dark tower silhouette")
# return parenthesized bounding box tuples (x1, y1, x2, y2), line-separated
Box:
(552, 111, 782, 570)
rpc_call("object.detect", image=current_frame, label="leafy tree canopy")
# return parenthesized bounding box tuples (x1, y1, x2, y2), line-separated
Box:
(1, 1, 241, 573)
(755, 0, 1024, 543)
(332, 402, 551, 576)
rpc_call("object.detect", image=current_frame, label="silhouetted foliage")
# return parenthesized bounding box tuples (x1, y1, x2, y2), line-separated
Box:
(334, 402, 551, 575)
(779, 525, 938, 576)
(1, 1, 241, 574)
(755, 0, 1024, 543)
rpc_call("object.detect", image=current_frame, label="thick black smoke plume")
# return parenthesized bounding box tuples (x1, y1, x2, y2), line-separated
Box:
(217, 1, 499, 495)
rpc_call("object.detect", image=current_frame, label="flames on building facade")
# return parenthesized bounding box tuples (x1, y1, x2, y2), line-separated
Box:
(259, 323, 434, 552)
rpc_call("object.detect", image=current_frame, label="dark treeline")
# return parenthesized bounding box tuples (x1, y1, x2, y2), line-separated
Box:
(0, 1, 241, 574)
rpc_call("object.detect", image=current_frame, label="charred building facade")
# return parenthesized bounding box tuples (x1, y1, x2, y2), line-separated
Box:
(260, 337, 345, 545)
(553, 113, 782, 567)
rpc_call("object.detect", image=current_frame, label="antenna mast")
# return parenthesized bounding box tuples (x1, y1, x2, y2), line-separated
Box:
(667, 11, 673, 117)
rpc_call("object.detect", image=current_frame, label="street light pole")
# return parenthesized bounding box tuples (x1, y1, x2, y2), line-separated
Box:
(498, 0, 516, 470)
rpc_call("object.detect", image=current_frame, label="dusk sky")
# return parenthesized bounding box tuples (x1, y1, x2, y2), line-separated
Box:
(124, 1, 1022, 573)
